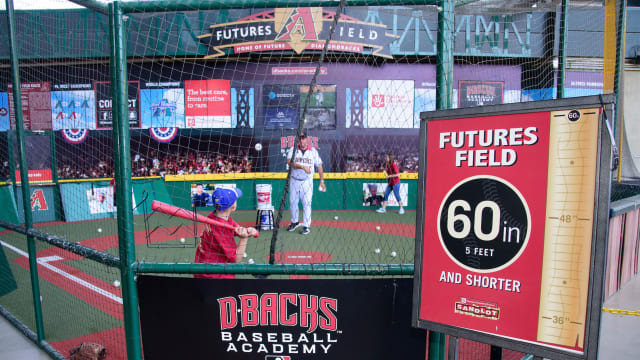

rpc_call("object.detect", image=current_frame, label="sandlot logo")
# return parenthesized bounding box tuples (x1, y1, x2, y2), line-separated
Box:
(454, 297, 500, 320)
(218, 293, 340, 356)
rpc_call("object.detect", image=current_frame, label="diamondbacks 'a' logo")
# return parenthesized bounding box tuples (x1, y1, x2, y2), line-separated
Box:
(275, 7, 323, 54)
(31, 189, 48, 211)
(371, 94, 385, 108)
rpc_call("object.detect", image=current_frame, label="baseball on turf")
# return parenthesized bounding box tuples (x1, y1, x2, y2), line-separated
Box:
(113, 280, 121, 287)
(391, 251, 397, 257)
(97, 228, 102, 233)
(376, 226, 381, 230)
(375, 248, 381, 254)
(334, 216, 339, 220)
(254, 143, 262, 151)
(179, 237, 185, 243)
(248, 258, 255, 264)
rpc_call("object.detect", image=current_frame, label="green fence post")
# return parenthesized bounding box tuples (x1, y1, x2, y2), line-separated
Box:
(557, 0, 568, 99)
(109, 2, 143, 360)
(4, 0, 46, 342)
(614, 0, 627, 137)
(436, 0, 454, 111)
(432, 0, 454, 358)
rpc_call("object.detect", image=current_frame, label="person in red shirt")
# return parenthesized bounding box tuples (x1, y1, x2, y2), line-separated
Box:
(376, 153, 405, 215)
(194, 187, 257, 278)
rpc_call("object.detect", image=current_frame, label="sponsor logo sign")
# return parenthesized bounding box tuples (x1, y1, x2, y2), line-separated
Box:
(198, 7, 396, 59)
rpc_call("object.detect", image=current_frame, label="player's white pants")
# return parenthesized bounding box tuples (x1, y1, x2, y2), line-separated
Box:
(289, 178, 313, 227)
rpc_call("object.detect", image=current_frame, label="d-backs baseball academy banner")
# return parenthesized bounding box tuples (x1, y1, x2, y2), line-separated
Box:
(138, 276, 425, 360)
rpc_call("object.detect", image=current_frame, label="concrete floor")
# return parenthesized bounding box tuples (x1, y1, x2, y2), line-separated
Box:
(1, 275, 639, 359)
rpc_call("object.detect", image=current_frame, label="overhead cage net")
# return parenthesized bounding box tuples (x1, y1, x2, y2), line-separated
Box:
(0, 0, 619, 359)
(0, 0, 612, 272)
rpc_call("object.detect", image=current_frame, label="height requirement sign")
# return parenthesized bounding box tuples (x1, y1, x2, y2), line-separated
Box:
(413, 96, 612, 359)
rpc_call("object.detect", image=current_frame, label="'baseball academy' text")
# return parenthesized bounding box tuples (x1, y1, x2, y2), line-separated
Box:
(218, 293, 340, 355)
(439, 127, 539, 167)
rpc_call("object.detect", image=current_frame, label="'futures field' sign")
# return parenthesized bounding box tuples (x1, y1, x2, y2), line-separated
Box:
(413, 95, 613, 360)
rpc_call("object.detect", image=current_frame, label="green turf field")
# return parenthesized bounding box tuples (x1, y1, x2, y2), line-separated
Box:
(0, 208, 417, 357)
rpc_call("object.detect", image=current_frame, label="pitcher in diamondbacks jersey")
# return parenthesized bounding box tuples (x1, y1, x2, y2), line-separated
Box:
(286, 133, 325, 235)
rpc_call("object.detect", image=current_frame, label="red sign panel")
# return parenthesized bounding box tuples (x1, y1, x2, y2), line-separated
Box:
(184, 79, 231, 128)
(15, 169, 53, 183)
(416, 106, 603, 356)
(8, 82, 52, 130)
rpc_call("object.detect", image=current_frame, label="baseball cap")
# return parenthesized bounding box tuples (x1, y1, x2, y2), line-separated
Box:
(213, 187, 243, 210)
(298, 132, 307, 139)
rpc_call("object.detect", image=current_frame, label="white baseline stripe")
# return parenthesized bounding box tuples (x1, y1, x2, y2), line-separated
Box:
(1, 239, 123, 304)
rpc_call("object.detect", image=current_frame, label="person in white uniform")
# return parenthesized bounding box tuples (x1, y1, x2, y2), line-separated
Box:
(286, 133, 325, 235)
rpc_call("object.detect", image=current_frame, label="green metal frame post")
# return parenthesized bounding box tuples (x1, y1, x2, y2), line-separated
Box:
(4, 0, 46, 342)
(436, 0, 454, 110)
(109, 2, 142, 360)
(432, 0, 454, 358)
(614, 0, 627, 137)
(557, 0, 568, 99)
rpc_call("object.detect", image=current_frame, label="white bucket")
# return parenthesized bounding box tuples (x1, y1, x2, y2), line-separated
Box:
(256, 184, 272, 210)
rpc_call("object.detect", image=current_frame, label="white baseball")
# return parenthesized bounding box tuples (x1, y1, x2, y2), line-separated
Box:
(97, 228, 102, 233)
(376, 226, 381, 230)
(391, 251, 397, 257)
(334, 216, 339, 220)
(254, 143, 262, 151)
(113, 280, 121, 287)
(375, 248, 381, 254)
(248, 258, 255, 264)
(179, 238, 185, 243)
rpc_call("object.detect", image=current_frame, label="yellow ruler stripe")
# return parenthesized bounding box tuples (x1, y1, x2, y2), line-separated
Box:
(537, 109, 600, 348)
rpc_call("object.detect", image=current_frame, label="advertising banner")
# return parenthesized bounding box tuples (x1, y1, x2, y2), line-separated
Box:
(413, 96, 612, 359)
(362, 183, 408, 207)
(86, 186, 116, 214)
(95, 81, 140, 129)
(0, 92, 9, 131)
(8, 82, 52, 130)
(190, 183, 237, 208)
(138, 276, 425, 360)
(185, 79, 231, 128)
(198, 7, 396, 59)
(15, 186, 57, 223)
(140, 81, 185, 129)
(263, 84, 300, 108)
(300, 85, 336, 108)
(458, 80, 504, 108)
(51, 83, 96, 130)
(264, 107, 298, 129)
(367, 80, 414, 128)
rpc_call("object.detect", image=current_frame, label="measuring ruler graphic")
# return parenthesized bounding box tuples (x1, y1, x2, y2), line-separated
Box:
(536, 108, 600, 349)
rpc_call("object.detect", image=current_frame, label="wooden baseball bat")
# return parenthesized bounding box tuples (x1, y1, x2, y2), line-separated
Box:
(151, 200, 259, 238)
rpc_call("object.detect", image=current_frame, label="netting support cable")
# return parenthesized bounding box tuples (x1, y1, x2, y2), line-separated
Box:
(133, 262, 415, 276)
(0, 305, 67, 360)
(268, 0, 347, 265)
(4, 0, 46, 343)
(109, 2, 143, 360)
(68, 0, 109, 14)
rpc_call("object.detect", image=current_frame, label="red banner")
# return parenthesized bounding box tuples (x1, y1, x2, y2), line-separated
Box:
(15, 169, 53, 183)
(184, 79, 231, 128)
